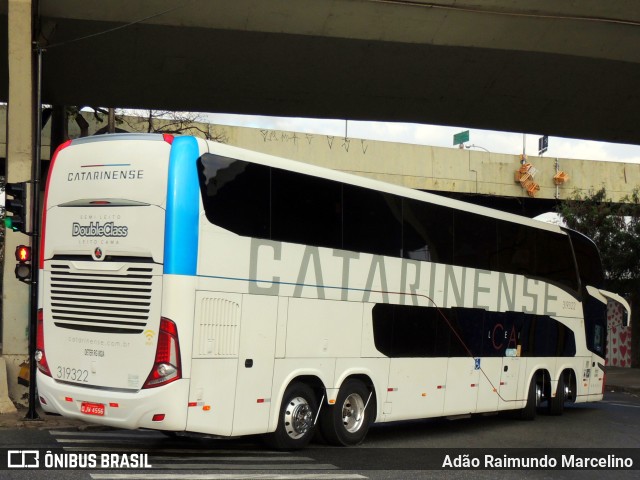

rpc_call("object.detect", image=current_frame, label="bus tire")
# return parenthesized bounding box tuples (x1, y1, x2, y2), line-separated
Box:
(548, 374, 566, 416)
(319, 379, 374, 446)
(265, 382, 317, 450)
(519, 376, 541, 421)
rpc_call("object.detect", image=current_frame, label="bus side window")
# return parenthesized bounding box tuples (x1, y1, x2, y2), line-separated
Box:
(453, 211, 497, 271)
(198, 155, 271, 239)
(496, 222, 535, 277)
(402, 199, 453, 263)
(372, 304, 444, 358)
(584, 296, 607, 356)
(448, 308, 484, 358)
(271, 169, 342, 249)
(343, 185, 402, 258)
(535, 230, 579, 293)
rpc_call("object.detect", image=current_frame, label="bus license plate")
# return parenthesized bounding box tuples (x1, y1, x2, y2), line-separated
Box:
(80, 402, 105, 416)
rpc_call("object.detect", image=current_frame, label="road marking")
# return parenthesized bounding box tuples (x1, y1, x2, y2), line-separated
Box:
(603, 401, 640, 408)
(51, 430, 368, 480)
(91, 475, 367, 480)
(51, 430, 166, 439)
(149, 464, 340, 470)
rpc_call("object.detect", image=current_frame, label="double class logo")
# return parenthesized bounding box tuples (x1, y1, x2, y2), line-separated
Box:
(72, 221, 129, 238)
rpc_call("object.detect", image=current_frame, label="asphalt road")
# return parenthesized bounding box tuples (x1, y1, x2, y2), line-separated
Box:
(1, 390, 639, 480)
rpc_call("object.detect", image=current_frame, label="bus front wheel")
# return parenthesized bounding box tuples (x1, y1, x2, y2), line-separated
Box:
(265, 382, 318, 450)
(320, 379, 374, 446)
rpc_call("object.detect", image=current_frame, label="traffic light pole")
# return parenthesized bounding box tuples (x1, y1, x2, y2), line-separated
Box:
(25, 44, 44, 421)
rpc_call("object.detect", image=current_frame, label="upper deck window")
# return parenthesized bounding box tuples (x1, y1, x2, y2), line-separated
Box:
(198, 154, 580, 294)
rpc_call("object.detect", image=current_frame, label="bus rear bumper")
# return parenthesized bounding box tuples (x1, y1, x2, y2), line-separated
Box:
(37, 372, 189, 431)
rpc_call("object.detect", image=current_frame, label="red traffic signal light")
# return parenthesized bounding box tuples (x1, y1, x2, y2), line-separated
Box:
(14, 245, 31, 283)
(16, 245, 31, 262)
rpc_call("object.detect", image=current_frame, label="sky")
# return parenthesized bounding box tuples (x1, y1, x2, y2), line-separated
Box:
(206, 113, 640, 164)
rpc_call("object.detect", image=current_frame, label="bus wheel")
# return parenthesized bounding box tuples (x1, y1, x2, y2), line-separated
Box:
(265, 383, 317, 450)
(320, 379, 374, 446)
(519, 376, 542, 421)
(548, 374, 567, 416)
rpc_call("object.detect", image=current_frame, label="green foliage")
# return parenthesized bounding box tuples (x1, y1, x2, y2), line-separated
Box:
(558, 187, 640, 367)
(558, 187, 640, 290)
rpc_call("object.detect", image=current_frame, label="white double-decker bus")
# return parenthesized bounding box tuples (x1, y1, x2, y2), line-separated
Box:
(37, 133, 618, 448)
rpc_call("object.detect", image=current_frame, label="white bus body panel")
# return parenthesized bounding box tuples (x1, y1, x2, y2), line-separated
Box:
(38, 136, 178, 425)
(46, 138, 170, 208)
(286, 298, 363, 358)
(498, 356, 526, 409)
(476, 357, 501, 412)
(38, 372, 189, 430)
(385, 358, 447, 421)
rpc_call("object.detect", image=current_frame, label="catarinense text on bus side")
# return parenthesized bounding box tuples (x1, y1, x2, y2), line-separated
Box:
(247, 239, 568, 316)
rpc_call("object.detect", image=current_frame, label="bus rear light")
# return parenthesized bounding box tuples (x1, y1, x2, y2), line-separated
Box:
(41, 139, 72, 269)
(142, 318, 181, 389)
(36, 309, 52, 377)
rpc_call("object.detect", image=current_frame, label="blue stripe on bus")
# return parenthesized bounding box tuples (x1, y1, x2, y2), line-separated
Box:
(197, 273, 415, 299)
(164, 136, 200, 275)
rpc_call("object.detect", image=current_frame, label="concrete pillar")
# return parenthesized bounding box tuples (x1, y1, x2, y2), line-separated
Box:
(2, 0, 34, 407)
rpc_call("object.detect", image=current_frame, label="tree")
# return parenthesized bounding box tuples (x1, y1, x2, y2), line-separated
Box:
(557, 187, 640, 367)
(52, 107, 228, 142)
(118, 109, 228, 141)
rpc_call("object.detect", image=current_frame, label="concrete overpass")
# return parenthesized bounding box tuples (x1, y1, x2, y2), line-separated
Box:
(3, 106, 638, 216)
(2, 1, 640, 145)
(3, 0, 640, 406)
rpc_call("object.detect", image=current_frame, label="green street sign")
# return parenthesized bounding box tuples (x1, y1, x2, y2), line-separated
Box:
(453, 130, 469, 146)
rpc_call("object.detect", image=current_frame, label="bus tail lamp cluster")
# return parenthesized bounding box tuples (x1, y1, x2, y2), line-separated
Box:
(143, 318, 182, 389)
(35, 308, 52, 377)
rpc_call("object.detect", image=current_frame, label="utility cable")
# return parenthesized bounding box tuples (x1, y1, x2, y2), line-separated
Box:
(44, 2, 193, 50)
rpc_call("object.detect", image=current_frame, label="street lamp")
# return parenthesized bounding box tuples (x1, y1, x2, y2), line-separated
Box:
(465, 144, 490, 153)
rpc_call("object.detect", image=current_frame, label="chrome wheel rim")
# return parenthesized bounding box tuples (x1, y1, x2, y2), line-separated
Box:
(342, 393, 365, 433)
(284, 396, 313, 439)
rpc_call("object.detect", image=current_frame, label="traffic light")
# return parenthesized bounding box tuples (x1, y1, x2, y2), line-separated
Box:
(4, 181, 30, 234)
(15, 244, 32, 283)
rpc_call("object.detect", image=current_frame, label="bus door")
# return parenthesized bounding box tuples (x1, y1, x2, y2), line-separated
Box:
(231, 294, 278, 436)
(497, 312, 526, 409)
(444, 358, 480, 415)
(443, 309, 481, 415)
(187, 291, 242, 436)
(386, 358, 447, 421)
